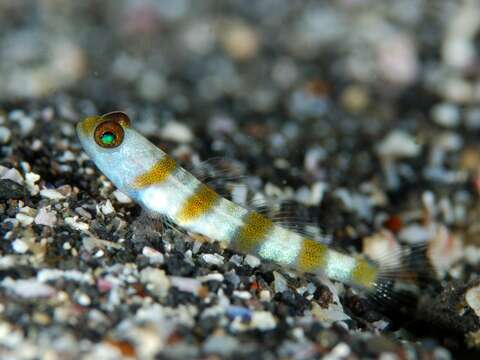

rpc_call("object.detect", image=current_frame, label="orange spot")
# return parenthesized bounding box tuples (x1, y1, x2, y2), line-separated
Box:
(351, 258, 378, 289)
(234, 212, 273, 253)
(297, 239, 328, 273)
(133, 156, 177, 188)
(177, 184, 220, 223)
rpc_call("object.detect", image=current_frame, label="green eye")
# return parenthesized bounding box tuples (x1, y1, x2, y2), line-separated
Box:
(94, 120, 125, 148)
(101, 132, 116, 145)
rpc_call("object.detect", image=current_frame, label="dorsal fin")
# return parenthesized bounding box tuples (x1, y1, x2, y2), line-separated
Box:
(187, 156, 248, 200)
(248, 196, 330, 243)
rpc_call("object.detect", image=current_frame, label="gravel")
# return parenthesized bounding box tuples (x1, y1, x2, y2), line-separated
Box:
(1, 1, 480, 359)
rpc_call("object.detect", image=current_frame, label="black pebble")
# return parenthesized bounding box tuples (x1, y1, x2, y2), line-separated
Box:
(0, 179, 25, 200)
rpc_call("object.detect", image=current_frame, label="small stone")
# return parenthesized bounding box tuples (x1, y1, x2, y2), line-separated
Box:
(328, 343, 351, 359)
(0, 167, 24, 185)
(341, 85, 370, 112)
(221, 22, 259, 61)
(244, 254, 260, 268)
(100, 200, 115, 215)
(203, 335, 239, 356)
(377, 130, 421, 158)
(65, 217, 89, 232)
(377, 33, 418, 85)
(250, 311, 276, 331)
(12, 239, 29, 253)
(140, 268, 170, 297)
(15, 213, 34, 226)
(17, 115, 35, 136)
(304, 145, 327, 173)
(25, 172, 40, 195)
(233, 290, 251, 300)
(170, 276, 201, 295)
(161, 121, 193, 143)
(398, 224, 434, 244)
(427, 225, 464, 277)
(40, 188, 66, 200)
(431, 103, 461, 128)
(273, 271, 288, 293)
(76, 293, 91, 306)
(56, 184, 73, 197)
(466, 285, 480, 317)
(202, 253, 224, 266)
(259, 290, 271, 302)
(34, 207, 57, 226)
(0, 179, 24, 200)
(113, 190, 132, 204)
(0, 127, 11, 144)
(362, 230, 401, 268)
(142, 246, 165, 265)
(2, 278, 55, 298)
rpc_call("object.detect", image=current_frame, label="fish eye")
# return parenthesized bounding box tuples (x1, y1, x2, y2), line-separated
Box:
(94, 120, 125, 148)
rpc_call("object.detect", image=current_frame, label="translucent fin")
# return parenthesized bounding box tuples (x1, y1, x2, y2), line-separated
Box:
(364, 243, 439, 310)
(248, 197, 329, 243)
(130, 209, 188, 243)
(188, 156, 248, 200)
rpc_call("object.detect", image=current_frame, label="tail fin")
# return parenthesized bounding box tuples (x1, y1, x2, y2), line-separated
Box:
(363, 243, 437, 309)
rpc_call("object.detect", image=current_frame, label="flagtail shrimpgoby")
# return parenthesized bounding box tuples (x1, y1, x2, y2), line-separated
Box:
(76, 111, 420, 293)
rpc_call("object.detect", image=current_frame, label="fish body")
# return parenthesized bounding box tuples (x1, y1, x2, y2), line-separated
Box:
(77, 112, 379, 289)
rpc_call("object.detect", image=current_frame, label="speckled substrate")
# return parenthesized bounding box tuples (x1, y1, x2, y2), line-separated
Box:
(2, 1, 480, 359)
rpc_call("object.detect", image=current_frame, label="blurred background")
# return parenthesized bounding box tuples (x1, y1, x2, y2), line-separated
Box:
(3, 0, 480, 212)
(2, 2, 480, 357)
(2, 0, 479, 113)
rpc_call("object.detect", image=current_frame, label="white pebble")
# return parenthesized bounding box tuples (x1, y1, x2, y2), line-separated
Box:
(37, 269, 93, 284)
(377, 130, 421, 158)
(76, 293, 91, 306)
(34, 207, 57, 227)
(233, 290, 251, 300)
(12, 239, 29, 254)
(273, 271, 288, 293)
(0, 127, 11, 144)
(15, 213, 34, 226)
(25, 172, 40, 196)
(431, 103, 461, 128)
(2, 278, 55, 298)
(251, 311, 276, 331)
(203, 335, 239, 356)
(1, 168, 24, 185)
(202, 253, 224, 266)
(398, 224, 434, 244)
(65, 217, 89, 232)
(259, 290, 271, 302)
(113, 190, 132, 204)
(140, 268, 170, 297)
(362, 231, 401, 268)
(427, 225, 464, 277)
(304, 146, 327, 173)
(100, 200, 115, 215)
(40, 189, 65, 200)
(161, 121, 193, 143)
(170, 276, 201, 294)
(244, 254, 260, 268)
(466, 285, 480, 317)
(199, 273, 224, 282)
(142, 246, 165, 264)
(328, 342, 351, 359)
